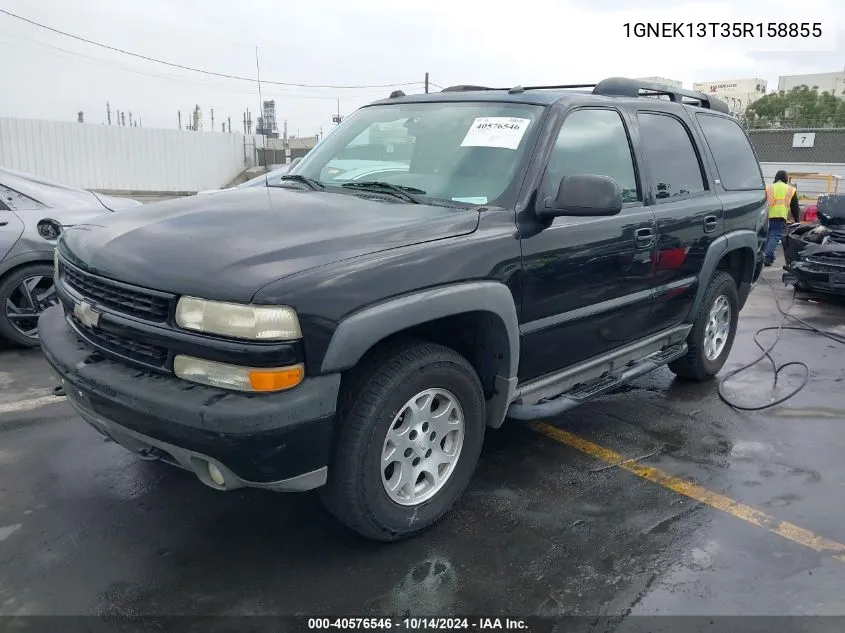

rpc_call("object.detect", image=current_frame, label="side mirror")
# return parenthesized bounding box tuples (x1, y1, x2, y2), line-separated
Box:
(539, 174, 623, 218)
(290, 156, 302, 168)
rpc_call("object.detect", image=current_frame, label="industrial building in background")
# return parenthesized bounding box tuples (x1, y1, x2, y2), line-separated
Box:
(635, 77, 683, 89)
(256, 100, 279, 138)
(692, 78, 767, 117)
(777, 71, 845, 97)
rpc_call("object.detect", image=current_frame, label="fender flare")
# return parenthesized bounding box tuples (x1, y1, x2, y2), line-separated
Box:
(689, 230, 758, 319)
(0, 249, 54, 280)
(320, 281, 520, 428)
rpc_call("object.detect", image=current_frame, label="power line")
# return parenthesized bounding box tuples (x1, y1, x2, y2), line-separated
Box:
(0, 33, 406, 100)
(0, 8, 425, 90)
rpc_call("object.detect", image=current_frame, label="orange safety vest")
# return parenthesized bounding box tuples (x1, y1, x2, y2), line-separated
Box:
(765, 181, 796, 220)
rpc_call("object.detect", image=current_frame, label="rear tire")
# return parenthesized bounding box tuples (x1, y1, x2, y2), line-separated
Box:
(320, 341, 486, 542)
(669, 271, 739, 382)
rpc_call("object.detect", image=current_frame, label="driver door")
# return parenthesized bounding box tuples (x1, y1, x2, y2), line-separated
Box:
(517, 107, 657, 382)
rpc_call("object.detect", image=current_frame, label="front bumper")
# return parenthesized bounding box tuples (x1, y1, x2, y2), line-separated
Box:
(783, 261, 845, 295)
(782, 225, 845, 295)
(38, 305, 340, 492)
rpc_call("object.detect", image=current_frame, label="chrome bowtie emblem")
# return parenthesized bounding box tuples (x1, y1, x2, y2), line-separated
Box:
(73, 300, 100, 328)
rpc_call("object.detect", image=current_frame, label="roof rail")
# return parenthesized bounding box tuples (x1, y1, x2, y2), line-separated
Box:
(440, 85, 496, 92)
(592, 77, 730, 114)
(517, 83, 597, 91)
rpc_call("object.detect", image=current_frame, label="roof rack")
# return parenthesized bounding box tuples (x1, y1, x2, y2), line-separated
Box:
(441, 85, 496, 92)
(592, 77, 730, 113)
(437, 77, 730, 113)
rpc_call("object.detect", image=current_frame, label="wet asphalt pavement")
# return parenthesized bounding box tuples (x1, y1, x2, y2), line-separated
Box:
(1, 265, 845, 620)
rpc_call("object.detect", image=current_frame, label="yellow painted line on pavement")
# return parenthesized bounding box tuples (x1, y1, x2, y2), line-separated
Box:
(530, 421, 845, 563)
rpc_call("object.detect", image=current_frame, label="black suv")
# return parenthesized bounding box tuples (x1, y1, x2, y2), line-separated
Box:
(39, 78, 767, 541)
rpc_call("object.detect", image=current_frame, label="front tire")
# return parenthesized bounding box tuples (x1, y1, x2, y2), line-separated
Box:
(320, 341, 486, 542)
(669, 271, 739, 381)
(0, 263, 58, 348)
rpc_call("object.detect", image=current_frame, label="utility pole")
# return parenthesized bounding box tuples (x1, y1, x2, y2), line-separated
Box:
(121, 111, 126, 127)
(425, 72, 429, 93)
(128, 111, 133, 127)
(255, 47, 264, 138)
(178, 111, 182, 130)
(106, 101, 112, 125)
(211, 108, 215, 132)
(228, 116, 232, 133)
(332, 100, 342, 126)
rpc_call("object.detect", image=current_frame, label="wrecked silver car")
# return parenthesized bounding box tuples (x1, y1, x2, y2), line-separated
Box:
(0, 167, 142, 347)
(782, 194, 845, 294)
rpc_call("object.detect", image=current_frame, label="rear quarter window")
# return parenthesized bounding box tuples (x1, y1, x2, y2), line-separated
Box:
(695, 114, 764, 191)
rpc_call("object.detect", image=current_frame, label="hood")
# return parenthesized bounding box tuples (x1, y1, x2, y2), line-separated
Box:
(91, 192, 144, 212)
(60, 186, 480, 302)
(0, 166, 141, 213)
(818, 194, 845, 227)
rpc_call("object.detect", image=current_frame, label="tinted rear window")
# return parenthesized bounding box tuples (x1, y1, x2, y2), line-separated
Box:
(636, 112, 706, 201)
(696, 114, 764, 191)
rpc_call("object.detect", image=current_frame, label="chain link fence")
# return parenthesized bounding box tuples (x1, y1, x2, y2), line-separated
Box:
(746, 128, 845, 164)
(743, 120, 845, 130)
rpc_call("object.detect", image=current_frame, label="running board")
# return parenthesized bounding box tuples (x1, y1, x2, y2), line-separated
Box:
(506, 342, 687, 421)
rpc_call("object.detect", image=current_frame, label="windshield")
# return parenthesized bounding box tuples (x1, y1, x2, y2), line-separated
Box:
(290, 101, 544, 206)
(236, 164, 293, 189)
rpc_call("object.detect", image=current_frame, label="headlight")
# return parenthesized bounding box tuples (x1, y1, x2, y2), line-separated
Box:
(174, 355, 304, 392)
(175, 297, 301, 340)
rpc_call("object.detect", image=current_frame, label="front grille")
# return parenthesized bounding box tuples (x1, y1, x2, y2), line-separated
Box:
(69, 316, 169, 369)
(60, 260, 171, 322)
(806, 251, 845, 267)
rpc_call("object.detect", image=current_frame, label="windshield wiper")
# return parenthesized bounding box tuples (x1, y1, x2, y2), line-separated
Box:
(276, 174, 325, 191)
(340, 181, 425, 204)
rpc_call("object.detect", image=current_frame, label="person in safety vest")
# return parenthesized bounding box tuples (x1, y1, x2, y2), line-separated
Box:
(764, 170, 800, 266)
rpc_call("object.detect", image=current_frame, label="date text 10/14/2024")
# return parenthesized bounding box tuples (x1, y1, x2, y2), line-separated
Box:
(623, 22, 823, 38)
(307, 618, 530, 630)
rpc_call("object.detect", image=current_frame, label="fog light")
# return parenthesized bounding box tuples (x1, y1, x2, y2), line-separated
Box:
(207, 462, 226, 486)
(173, 355, 304, 392)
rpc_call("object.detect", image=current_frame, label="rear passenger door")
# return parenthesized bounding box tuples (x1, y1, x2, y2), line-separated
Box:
(518, 107, 657, 382)
(631, 110, 723, 331)
(693, 113, 767, 274)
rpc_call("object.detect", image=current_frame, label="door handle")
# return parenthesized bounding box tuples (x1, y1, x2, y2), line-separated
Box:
(634, 227, 654, 249)
(704, 215, 719, 234)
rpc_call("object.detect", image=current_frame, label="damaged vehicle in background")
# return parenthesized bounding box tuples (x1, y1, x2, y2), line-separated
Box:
(783, 193, 845, 294)
(0, 167, 142, 347)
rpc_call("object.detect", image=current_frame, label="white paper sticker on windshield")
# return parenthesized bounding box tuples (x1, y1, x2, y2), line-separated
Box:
(452, 196, 488, 204)
(460, 117, 531, 150)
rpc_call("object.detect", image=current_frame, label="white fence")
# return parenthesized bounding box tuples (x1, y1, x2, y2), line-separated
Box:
(0, 117, 266, 193)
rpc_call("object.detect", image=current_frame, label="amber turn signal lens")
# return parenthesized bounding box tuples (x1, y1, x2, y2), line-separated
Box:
(248, 365, 304, 392)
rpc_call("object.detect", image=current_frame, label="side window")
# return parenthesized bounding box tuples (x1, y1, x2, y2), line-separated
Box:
(636, 112, 706, 201)
(541, 109, 639, 203)
(696, 114, 764, 190)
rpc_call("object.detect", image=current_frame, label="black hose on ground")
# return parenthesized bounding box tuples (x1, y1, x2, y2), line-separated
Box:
(717, 275, 845, 411)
